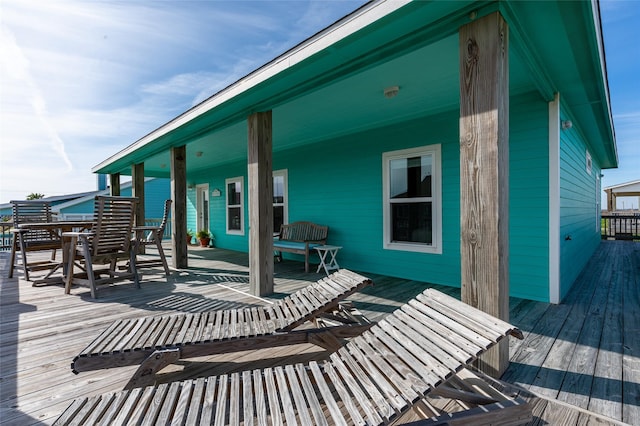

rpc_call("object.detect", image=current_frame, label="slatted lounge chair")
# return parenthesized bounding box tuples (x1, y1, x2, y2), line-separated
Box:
(56, 287, 530, 426)
(71, 269, 373, 389)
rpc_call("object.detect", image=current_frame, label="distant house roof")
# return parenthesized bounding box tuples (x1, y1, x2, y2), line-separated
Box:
(604, 179, 640, 195)
(0, 190, 101, 213)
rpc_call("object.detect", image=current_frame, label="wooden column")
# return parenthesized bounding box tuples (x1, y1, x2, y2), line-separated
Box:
(132, 163, 146, 254)
(606, 189, 615, 212)
(248, 111, 274, 296)
(131, 163, 145, 227)
(459, 11, 510, 377)
(171, 146, 188, 269)
(109, 173, 121, 196)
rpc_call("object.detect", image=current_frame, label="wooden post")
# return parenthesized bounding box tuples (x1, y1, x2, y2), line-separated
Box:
(171, 146, 188, 269)
(459, 11, 510, 377)
(606, 189, 615, 212)
(131, 163, 145, 227)
(109, 173, 121, 196)
(132, 163, 145, 254)
(248, 111, 274, 296)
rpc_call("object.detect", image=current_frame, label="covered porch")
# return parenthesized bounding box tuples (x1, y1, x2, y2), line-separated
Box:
(1, 240, 637, 425)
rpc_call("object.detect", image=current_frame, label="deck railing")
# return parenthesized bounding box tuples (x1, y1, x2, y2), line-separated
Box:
(601, 214, 640, 240)
(1, 221, 12, 252)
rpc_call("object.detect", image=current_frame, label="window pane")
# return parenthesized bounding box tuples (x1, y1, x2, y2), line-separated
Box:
(273, 206, 284, 234)
(273, 175, 284, 204)
(391, 202, 432, 244)
(228, 207, 241, 230)
(227, 182, 241, 205)
(390, 155, 432, 199)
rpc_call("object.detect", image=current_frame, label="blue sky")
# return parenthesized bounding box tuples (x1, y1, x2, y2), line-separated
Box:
(0, 0, 638, 207)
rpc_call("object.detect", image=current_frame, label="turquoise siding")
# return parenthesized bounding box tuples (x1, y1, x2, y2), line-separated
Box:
(509, 93, 550, 301)
(191, 94, 557, 301)
(559, 108, 602, 300)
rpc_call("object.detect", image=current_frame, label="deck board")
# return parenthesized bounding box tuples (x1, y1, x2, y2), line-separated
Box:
(1, 241, 638, 425)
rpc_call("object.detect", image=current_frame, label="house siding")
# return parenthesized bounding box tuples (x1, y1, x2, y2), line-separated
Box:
(188, 94, 554, 300)
(509, 93, 550, 302)
(559, 108, 602, 300)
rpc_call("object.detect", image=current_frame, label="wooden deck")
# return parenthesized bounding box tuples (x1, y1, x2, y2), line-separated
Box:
(0, 241, 638, 425)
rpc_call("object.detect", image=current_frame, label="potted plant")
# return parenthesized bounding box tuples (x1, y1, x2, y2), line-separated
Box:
(196, 229, 212, 247)
(186, 229, 194, 245)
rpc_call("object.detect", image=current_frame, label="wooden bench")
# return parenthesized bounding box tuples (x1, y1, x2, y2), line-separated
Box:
(274, 221, 328, 272)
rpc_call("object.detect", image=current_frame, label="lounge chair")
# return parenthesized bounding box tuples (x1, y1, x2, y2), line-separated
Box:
(56, 286, 530, 425)
(71, 269, 373, 389)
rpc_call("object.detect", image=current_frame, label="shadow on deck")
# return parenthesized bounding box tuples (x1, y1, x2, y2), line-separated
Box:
(0, 241, 638, 425)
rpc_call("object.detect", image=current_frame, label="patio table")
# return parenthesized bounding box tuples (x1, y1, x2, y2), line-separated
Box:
(16, 221, 93, 285)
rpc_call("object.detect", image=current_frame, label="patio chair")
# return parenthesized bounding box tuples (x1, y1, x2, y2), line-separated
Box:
(63, 196, 139, 299)
(55, 287, 530, 426)
(70, 269, 374, 389)
(8, 200, 61, 281)
(132, 199, 172, 276)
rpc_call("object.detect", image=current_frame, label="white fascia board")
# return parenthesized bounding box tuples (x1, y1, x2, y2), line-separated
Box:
(93, 0, 411, 173)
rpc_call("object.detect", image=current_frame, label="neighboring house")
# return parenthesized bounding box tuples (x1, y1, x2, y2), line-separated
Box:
(1, 177, 171, 225)
(91, 0, 617, 307)
(52, 178, 171, 222)
(604, 179, 640, 212)
(0, 191, 99, 219)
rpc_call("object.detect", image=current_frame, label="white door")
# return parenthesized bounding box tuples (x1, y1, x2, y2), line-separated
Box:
(196, 184, 209, 232)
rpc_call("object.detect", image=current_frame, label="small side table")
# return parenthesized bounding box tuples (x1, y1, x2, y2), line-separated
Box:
(315, 245, 342, 276)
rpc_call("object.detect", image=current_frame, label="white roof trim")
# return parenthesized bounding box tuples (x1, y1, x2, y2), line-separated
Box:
(93, 0, 411, 172)
(604, 179, 640, 192)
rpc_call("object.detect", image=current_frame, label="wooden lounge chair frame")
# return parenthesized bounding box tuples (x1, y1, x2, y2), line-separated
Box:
(71, 269, 373, 389)
(56, 287, 530, 425)
(8, 200, 61, 281)
(63, 196, 139, 299)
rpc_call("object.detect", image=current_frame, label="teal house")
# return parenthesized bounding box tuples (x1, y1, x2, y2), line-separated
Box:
(92, 0, 617, 328)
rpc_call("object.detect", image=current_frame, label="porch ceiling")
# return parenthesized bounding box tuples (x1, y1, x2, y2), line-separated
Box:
(96, 0, 616, 178)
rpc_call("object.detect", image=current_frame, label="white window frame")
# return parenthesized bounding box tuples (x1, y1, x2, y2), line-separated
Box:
(383, 144, 442, 254)
(273, 169, 288, 233)
(225, 176, 244, 235)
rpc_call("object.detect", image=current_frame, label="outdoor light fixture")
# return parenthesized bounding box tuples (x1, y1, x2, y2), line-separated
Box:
(383, 86, 400, 99)
(561, 120, 572, 130)
(195, 151, 203, 157)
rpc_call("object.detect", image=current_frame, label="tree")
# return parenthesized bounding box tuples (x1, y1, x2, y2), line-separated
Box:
(26, 193, 45, 200)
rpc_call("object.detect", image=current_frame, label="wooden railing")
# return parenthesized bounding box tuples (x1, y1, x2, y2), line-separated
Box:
(601, 214, 640, 240)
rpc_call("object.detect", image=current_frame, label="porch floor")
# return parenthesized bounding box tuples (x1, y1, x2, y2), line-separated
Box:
(0, 241, 638, 425)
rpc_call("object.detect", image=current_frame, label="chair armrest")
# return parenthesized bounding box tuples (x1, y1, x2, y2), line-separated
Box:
(62, 231, 95, 237)
(133, 226, 159, 232)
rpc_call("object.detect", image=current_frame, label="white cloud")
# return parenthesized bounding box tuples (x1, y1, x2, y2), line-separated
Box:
(0, 0, 366, 203)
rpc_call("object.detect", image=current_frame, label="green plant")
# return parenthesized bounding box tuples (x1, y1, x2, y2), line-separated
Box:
(187, 229, 194, 237)
(196, 229, 210, 239)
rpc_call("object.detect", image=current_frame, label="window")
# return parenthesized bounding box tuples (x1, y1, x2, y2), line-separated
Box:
(586, 150, 592, 175)
(383, 145, 442, 253)
(226, 176, 244, 235)
(273, 170, 288, 234)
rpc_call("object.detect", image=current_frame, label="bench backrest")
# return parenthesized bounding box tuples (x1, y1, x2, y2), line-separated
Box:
(279, 221, 328, 243)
